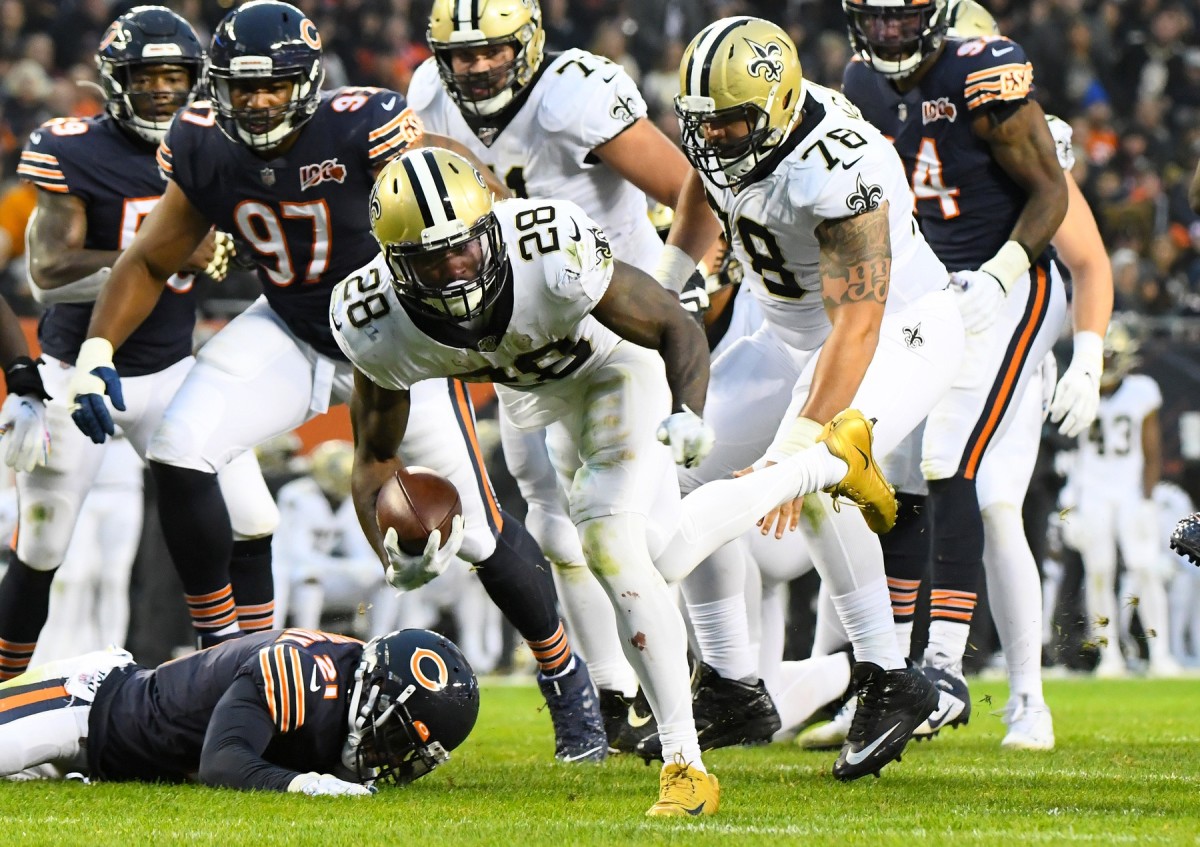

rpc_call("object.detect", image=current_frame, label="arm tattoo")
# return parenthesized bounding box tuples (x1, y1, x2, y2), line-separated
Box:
(817, 202, 892, 309)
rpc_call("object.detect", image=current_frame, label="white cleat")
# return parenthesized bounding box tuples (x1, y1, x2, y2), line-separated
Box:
(1094, 653, 1128, 679)
(1147, 656, 1185, 678)
(795, 695, 855, 750)
(1000, 695, 1055, 751)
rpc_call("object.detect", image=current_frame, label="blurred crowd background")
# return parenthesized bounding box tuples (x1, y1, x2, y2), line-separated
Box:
(0, 0, 1198, 674)
(2, 0, 1200, 317)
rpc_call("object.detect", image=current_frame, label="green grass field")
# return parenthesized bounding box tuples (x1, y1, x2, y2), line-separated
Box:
(1, 676, 1198, 847)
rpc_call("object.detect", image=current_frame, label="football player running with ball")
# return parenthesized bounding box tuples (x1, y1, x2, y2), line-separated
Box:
(408, 0, 702, 747)
(0, 628, 479, 794)
(64, 1, 605, 762)
(331, 147, 902, 812)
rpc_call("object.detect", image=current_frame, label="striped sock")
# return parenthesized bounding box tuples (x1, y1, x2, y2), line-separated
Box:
(231, 536, 275, 632)
(186, 585, 240, 646)
(0, 638, 37, 682)
(237, 600, 275, 633)
(528, 620, 574, 678)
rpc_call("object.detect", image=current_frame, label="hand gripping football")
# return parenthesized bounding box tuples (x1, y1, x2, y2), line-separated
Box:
(375, 466, 463, 555)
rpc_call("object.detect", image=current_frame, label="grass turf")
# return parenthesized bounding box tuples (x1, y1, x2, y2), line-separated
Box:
(0, 676, 1197, 846)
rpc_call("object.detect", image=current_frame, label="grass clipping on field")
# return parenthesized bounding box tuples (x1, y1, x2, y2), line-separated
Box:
(1, 678, 1199, 846)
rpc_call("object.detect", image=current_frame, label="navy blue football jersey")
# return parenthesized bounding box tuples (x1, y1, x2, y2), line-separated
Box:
(159, 88, 423, 359)
(17, 115, 197, 377)
(842, 36, 1036, 272)
(87, 629, 363, 785)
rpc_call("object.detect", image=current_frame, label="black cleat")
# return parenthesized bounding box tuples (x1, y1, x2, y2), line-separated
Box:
(636, 662, 781, 761)
(538, 660, 608, 763)
(1171, 512, 1200, 566)
(911, 664, 971, 739)
(599, 687, 658, 754)
(832, 661, 938, 782)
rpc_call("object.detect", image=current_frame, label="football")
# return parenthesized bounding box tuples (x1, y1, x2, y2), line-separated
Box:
(375, 466, 463, 555)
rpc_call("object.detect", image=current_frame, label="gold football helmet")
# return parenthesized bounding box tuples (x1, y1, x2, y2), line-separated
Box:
(1101, 320, 1140, 389)
(945, 0, 998, 37)
(428, 0, 545, 116)
(309, 439, 353, 500)
(675, 17, 805, 190)
(370, 148, 505, 321)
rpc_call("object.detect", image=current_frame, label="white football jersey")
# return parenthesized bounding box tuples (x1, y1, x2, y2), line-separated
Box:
(1074, 374, 1161, 494)
(408, 50, 663, 272)
(331, 198, 622, 429)
(699, 83, 947, 351)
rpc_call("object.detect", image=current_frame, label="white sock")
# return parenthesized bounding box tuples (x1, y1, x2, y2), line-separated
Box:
(983, 503, 1044, 703)
(579, 512, 699, 766)
(686, 597, 757, 682)
(893, 621, 914, 659)
(654, 447, 848, 583)
(811, 580, 848, 656)
(924, 620, 970, 671)
(770, 652, 852, 735)
(832, 577, 904, 669)
(553, 559, 637, 695)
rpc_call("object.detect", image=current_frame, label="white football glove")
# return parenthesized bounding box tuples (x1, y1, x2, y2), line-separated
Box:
(948, 269, 1007, 334)
(383, 514, 465, 591)
(287, 772, 375, 797)
(1048, 331, 1103, 438)
(656, 405, 715, 468)
(0, 393, 49, 472)
(205, 231, 236, 282)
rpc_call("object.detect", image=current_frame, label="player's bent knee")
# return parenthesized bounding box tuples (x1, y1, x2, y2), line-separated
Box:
(15, 493, 84, 570)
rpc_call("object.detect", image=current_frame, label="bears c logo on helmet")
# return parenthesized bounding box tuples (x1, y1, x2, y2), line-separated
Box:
(411, 647, 449, 691)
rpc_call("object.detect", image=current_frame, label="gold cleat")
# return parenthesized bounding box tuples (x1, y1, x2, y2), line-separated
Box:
(818, 409, 897, 534)
(645, 760, 720, 817)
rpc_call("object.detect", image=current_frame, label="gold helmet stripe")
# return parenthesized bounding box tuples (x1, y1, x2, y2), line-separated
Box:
(687, 16, 753, 98)
(400, 150, 456, 229)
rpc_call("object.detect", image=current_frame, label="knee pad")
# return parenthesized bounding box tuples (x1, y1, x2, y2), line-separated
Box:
(15, 491, 84, 570)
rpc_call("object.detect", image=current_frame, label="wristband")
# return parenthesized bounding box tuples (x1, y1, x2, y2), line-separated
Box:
(978, 240, 1031, 292)
(4, 356, 51, 400)
(655, 244, 699, 294)
(75, 337, 115, 374)
(1071, 330, 1103, 370)
(765, 416, 824, 462)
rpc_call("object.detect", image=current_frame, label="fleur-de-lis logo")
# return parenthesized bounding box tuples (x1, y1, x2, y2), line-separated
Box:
(845, 174, 883, 214)
(903, 323, 924, 348)
(746, 39, 784, 83)
(589, 226, 613, 266)
(610, 94, 637, 124)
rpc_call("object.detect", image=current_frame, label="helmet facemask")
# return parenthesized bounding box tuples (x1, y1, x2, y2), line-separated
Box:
(431, 23, 542, 116)
(343, 664, 450, 786)
(100, 61, 200, 144)
(209, 61, 324, 151)
(844, 0, 948, 80)
(385, 214, 507, 322)
(676, 97, 789, 191)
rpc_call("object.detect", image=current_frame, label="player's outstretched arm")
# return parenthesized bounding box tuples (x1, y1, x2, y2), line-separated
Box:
(1046, 171, 1112, 437)
(591, 259, 710, 416)
(974, 101, 1067, 267)
(656, 170, 722, 293)
(348, 368, 410, 562)
(85, 180, 210, 349)
(800, 203, 891, 427)
(594, 117, 692, 209)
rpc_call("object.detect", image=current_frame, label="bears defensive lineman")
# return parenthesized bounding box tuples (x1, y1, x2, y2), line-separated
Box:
(0, 6, 278, 676)
(331, 147, 899, 813)
(64, 1, 604, 761)
(0, 628, 479, 794)
(841, 0, 1104, 727)
(408, 0, 701, 742)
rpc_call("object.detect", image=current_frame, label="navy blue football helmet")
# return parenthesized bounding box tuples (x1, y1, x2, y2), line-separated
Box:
(96, 5, 205, 144)
(207, 0, 325, 151)
(342, 629, 480, 786)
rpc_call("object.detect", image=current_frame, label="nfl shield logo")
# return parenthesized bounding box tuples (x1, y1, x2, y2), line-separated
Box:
(897, 103, 908, 122)
(260, 167, 276, 186)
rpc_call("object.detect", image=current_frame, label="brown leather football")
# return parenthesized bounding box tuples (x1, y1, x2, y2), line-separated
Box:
(375, 466, 463, 556)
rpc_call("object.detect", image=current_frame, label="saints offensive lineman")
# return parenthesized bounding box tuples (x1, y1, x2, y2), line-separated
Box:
(657, 17, 971, 778)
(331, 148, 900, 812)
(0, 7, 278, 676)
(63, 1, 605, 762)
